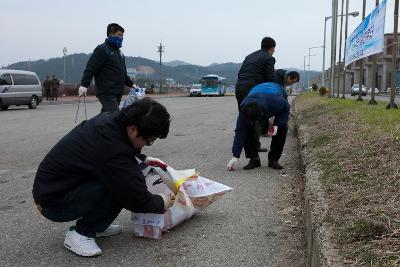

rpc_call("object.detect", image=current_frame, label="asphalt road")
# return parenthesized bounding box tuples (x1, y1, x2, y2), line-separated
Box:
(0, 97, 304, 266)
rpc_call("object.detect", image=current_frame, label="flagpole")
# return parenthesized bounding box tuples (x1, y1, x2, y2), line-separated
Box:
(369, 0, 380, 105)
(342, 0, 350, 98)
(357, 0, 367, 101)
(387, 0, 399, 109)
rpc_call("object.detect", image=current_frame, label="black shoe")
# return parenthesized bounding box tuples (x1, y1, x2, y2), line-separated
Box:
(268, 161, 283, 170)
(258, 147, 268, 152)
(243, 158, 261, 170)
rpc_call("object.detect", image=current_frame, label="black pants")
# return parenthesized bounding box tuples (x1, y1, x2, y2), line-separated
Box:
(40, 180, 122, 238)
(235, 83, 255, 111)
(51, 88, 58, 100)
(243, 122, 260, 159)
(98, 94, 122, 113)
(45, 89, 51, 100)
(268, 125, 288, 163)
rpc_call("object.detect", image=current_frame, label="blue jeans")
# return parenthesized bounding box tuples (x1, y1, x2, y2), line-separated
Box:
(40, 180, 122, 238)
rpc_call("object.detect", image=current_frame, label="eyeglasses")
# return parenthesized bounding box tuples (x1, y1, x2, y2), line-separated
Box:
(144, 137, 157, 146)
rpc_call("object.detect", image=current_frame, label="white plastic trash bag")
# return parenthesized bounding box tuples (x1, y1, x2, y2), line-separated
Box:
(131, 166, 232, 239)
(119, 87, 146, 109)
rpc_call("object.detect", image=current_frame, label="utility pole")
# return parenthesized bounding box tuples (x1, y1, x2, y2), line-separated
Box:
(342, 0, 350, 98)
(157, 43, 164, 94)
(357, 0, 367, 101)
(337, 0, 345, 98)
(387, 0, 399, 109)
(369, 0, 380, 105)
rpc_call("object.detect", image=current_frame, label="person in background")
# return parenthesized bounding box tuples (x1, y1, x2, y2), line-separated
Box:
(78, 23, 135, 113)
(50, 74, 60, 101)
(275, 69, 300, 90)
(43, 76, 51, 100)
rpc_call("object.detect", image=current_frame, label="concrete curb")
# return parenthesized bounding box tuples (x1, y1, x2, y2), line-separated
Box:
(292, 99, 344, 267)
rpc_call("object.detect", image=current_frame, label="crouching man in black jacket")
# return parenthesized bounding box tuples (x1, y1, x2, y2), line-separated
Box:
(32, 98, 174, 257)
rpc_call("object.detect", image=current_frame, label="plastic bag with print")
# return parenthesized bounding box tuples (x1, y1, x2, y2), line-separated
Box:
(131, 166, 232, 239)
(119, 87, 146, 109)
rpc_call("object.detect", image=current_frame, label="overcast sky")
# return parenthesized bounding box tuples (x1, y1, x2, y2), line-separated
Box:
(0, 0, 396, 71)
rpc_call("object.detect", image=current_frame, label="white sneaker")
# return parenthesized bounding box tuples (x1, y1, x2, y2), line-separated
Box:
(64, 228, 102, 257)
(96, 224, 122, 237)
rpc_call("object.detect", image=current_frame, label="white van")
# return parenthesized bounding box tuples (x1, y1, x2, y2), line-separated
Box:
(0, 69, 43, 110)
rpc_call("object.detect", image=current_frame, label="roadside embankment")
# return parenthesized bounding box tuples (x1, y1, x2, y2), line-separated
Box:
(293, 92, 400, 266)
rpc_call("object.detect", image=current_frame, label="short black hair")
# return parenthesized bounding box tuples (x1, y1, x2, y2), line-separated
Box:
(114, 97, 170, 139)
(107, 23, 125, 36)
(287, 71, 300, 81)
(261, 37, 276, 50)
(241, 102, 263, 123)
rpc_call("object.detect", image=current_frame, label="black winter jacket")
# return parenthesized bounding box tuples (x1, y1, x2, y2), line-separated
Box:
(81, 39, 134, 97)
(275, 69, 287, 87)
(236, 49, 276, 86)
(33, 112, 164, 214)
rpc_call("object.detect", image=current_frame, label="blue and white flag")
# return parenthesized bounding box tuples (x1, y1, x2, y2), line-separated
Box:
(345, 0, 387, 67)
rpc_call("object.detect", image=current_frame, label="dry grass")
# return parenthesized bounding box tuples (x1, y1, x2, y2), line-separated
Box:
(294, 92, 400, 266)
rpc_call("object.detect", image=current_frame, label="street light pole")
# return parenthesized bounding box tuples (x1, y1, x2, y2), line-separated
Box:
(308, 47, 322, 88)
(336, 0, 345, 98)
(63, 47, 67, 84)
(304, 55, 307, 89)
(322, 17, 329, 87)
(322, 11, 359, 88)
(330, 0, 339, 98)
(157, 43, 164, 94)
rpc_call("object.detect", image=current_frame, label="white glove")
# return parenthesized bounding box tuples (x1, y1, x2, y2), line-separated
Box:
(267, 126, 278, 137)
(78, 86, 87, 97)
(227, 157, 239, 171)
(144, 157, 168, 169)
(159, 193, 175, 210)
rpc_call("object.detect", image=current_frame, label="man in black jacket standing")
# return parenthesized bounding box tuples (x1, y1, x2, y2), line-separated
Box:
(33, 98, 175, 257)
(235, 36, 277, 108)
(78, 23, 134, 113)
(235, 37, 277, 154)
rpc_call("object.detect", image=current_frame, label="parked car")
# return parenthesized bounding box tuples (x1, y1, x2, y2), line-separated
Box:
(351, 84, 367, 96)
(189, 84, 202, 97)
(367, 88, 379, 94)
(386, 86, 400, 94)
(0, 69, 43, 110)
